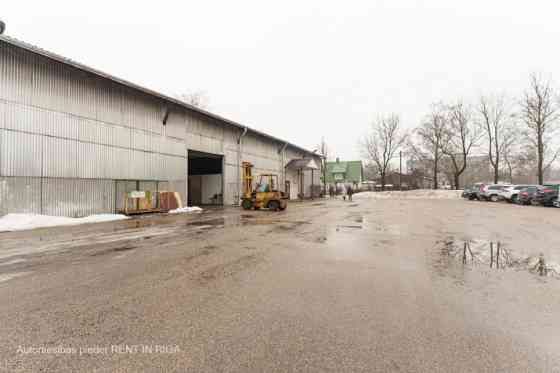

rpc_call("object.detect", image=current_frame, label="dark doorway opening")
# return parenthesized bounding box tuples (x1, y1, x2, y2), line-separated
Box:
(187, 150, 224, 206)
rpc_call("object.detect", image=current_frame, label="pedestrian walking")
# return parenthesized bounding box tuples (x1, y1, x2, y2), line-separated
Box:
(347, 185, 354, 201)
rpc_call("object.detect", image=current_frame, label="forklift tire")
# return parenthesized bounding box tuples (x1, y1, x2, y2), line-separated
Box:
(241, 199, 253, 210)
(268, 200, 280, 211)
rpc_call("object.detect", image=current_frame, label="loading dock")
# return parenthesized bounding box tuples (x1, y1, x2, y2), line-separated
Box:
(187, 150, 224, 206)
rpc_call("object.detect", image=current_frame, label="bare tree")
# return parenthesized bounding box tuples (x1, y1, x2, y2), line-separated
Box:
(520, 73, 560, 184)
(363, 162, 379, 181)
(411, 104, 447, 189)
(177, 90, 210, 109)
(501, 130, 518, 183)
(361, 114, 407, 190)
(477, 94, 513, 184)
(440, 101, 481, 189)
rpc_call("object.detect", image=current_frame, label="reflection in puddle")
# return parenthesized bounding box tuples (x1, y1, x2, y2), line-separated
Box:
(186, 218, 226, 227)
(336, 225, 362, 231)
(435, 238, 560, 278)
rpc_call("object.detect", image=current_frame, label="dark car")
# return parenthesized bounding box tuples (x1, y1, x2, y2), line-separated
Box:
(462, 183, 483, 200)
(517, 186, 543, 205)
(534, 184, 559, 206)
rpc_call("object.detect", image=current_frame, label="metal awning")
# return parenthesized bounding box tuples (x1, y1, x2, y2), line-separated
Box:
(285, 158, 320, 170)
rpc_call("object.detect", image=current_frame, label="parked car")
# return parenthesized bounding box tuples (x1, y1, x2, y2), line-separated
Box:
(478, 184, 510, 202)
(499, 185, 534, 203)
(517, 186, 543, 205)
(534, 185, 559, 207)
(462, 183, 484, 200)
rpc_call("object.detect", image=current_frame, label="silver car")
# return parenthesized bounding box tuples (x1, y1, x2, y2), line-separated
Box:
(479, 184, 511, 202)
(499, 185, 536, 203)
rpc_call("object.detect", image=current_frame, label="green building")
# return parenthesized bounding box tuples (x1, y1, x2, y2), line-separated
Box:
(325, 159, 363, 186)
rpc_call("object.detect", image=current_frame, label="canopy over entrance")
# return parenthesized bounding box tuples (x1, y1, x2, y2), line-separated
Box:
(285, 158, 320, 170)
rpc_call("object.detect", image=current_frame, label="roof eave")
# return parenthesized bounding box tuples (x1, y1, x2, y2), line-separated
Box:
(0, 35, 316, 156)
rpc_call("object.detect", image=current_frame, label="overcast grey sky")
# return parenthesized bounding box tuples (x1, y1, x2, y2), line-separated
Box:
(3, 1, 560, 160)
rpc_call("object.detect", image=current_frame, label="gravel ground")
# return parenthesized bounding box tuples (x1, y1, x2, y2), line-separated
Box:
(1, 197, 560, 372)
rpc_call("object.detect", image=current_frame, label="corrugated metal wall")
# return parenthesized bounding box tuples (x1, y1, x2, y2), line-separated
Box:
(42, 178, 115, 217)
(0, 176, 114, 217)
(0, 177, 41, 214)
(0, 42, 190, 216)
(0, 40, 321, 216)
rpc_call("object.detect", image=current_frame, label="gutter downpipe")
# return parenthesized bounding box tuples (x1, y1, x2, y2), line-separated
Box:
(279, 143, 288, 193)
(236, 127, 248, 206)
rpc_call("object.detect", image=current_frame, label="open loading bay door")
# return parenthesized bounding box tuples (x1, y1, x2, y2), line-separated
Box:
(188, 150, 223, 206)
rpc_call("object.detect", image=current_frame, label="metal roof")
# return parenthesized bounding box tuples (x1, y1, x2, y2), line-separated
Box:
(325, 160, 363, 183)
(0, 34, 317, 156)
(331, 164, 347, 173)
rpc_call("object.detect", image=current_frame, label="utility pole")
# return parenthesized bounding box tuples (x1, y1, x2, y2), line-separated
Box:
(323, 156, 327, 198)
(399, 151, 402, 191)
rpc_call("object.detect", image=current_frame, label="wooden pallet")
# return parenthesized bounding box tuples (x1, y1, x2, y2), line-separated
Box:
(119, 208, 167, 216)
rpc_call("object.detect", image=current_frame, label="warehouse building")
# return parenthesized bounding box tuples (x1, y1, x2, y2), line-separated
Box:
(0, 35, 321, 217)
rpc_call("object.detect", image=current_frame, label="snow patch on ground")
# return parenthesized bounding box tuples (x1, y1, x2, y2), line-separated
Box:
(354, 189, 462, 200)
(168, 206, 203, 214)
(0, 213, 129, 232)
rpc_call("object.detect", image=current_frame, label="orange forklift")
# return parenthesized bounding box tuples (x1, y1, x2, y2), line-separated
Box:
(241, 161, 288, 211)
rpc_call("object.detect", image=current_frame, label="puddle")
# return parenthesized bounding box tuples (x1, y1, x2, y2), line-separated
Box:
(344, 212, 365, 224)
(315, 236, 328, 243)
(200, 245, 218, 255)
(192, 225, 216, 230)
(0, 258, 27, 266)
(90, 245, 136, 256)
(336, 225, 362, 231)
(113, 245, 135, 252)
(185, 216, 281, 229)
(271, 224, 298, 232)
(434, 238, 560, 278)
(186, 218, 226, 227)
(267, 220, 312, 233)
(0, 271, 31, 284)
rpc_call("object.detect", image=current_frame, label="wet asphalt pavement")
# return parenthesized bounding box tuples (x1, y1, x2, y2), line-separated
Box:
(1, 197, 560, 372)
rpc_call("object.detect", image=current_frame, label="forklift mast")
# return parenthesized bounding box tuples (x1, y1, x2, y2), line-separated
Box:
(242, 162, 254, 199)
